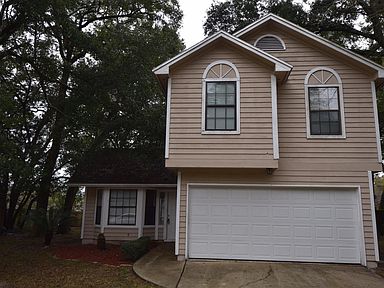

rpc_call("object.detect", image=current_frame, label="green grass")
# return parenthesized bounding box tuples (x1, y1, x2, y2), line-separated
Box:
(0, 232, 156, 288)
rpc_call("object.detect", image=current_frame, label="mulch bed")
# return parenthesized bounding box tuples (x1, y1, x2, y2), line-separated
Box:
(52, 244, 133, 266)
(52, 241, 160, 267)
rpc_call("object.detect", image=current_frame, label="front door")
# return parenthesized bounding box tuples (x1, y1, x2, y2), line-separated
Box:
(166, 191, 176, 241)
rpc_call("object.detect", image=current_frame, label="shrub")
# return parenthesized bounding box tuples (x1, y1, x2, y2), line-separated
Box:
(121, 236, 150, 261)
(97, 233, 106, 250)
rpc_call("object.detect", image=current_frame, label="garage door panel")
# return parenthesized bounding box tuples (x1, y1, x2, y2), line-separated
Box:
(188, 186, 361, 264)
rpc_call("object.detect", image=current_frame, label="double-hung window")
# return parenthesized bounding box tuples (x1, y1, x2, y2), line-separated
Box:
(108, 189, 137, 225)
(206, 82, 236, 131)
(202, 61, 240, 133)
(309, 87, 341, 135)
(305, 68, 345, 138)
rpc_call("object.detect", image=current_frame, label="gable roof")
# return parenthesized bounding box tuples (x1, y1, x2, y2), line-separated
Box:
(69, 149, 176, 187)
(153, 30, 293, 75)
(234, 14, 384, 78)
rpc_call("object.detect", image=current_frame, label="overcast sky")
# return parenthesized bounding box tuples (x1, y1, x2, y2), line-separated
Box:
(178, 0, 308, 48)
(179, 0, 221, 48)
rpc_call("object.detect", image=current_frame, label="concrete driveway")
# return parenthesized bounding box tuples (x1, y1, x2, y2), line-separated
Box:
(178, 261, 384, 288)
(133, 244, 384, 288)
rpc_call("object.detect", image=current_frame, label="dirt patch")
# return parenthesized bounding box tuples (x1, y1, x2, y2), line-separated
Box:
(53, 244, 133, 266)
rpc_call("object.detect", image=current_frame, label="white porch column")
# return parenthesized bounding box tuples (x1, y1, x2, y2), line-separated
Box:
(175, 171, 181, 256)
(137, 188, 145, 237)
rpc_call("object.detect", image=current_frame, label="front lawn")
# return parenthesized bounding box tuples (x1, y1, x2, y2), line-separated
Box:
(0, 232, 156, 288)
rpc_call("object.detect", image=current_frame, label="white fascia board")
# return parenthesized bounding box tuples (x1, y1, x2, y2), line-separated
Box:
(153, 30, 292, 75)
(235, 14, 384, 78)
(68, 183, 177, 188)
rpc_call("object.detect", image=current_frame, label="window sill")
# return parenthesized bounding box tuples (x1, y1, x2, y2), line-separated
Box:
(202, 130, 240, 135)
(307, 134, 346, 139)
(105, 225, 138, 228)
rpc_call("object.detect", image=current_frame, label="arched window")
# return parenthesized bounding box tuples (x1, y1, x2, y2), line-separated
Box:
(202, 60, 240, 134)
(304, 67, 345, 138)
(255, 35, 286, 51)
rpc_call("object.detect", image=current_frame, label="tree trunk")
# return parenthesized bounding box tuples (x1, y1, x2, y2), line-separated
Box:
(0, 173, 9, 230)
(57, 186, 78, 234)
(18, 196, 37, 229)
(5, 183, 21, 230)
(36, 69, 70, 212)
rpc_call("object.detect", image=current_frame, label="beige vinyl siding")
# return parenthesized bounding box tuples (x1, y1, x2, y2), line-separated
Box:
(103, 227, 138, 242)
(241, 26, 379, 162)
(82, 187, 139, 244)
(173, 27, 381, 266)
(143, 226, 165, 240)
(82, 187, 99, 243)
(167, 42, 276, 168)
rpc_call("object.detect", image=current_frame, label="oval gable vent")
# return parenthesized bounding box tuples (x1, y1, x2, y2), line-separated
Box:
(255, 35, 285, 51)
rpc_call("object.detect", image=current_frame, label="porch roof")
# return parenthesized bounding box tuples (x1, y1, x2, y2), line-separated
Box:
(69, 149, 176, 187)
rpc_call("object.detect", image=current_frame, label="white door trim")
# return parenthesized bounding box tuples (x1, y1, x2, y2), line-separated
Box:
(175, 172, 181, 255)
(186, 183, 364, 265)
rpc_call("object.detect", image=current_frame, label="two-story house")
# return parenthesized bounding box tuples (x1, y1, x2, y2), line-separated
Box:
(73, 14, 383, 268)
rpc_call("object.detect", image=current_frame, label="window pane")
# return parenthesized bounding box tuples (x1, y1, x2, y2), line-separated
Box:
(216, 83, 226, 93)
(319, 89, 329, 110)
(226, 83, 235, 93)
(207, 83, 215, 93)
(329, 111, 339, 121)
(226, 118, 235, 130)
(216, 94, 226, 105)
(227, 107, 235, 118)
(328, 88, 339, 109)
(216, 119, 225, 129)
(330, 121, 341, 135)
(216, 107, 225, 118)
(309, 90, 319, 110)
(320, 122, 330, 134)
(319, 111, 329, 122)
(95, 190, 103, 225)
(206, 119, 215, 130)
(207, 94, 215, 105)
(311, 122, 320, 135)
(310, 111, 320, 122)
(144, 190, 156, 226)
(207, 108, 215, 118)
(226, 94, 235, 105)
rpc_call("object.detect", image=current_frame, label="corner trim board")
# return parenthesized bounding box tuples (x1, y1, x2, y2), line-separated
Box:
(371, 81, 383, 163)
(368, 171, 380, 262)
(271, 74, 279, 159)
(165, 78, 171, 159)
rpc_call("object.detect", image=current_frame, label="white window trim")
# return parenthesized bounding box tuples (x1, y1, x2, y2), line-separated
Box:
(105, 188, 140, 228)
(254, 34, 286, 51)
(304, 67, 346, 139)
(201, 60, 241, 135)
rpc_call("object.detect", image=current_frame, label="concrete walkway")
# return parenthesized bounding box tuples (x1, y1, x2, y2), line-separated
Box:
(133, 243, 185, 288)
(134, 245, 384, 288)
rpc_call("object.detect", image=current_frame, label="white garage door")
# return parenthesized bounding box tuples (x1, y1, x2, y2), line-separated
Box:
(188, 186, 362, 264)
